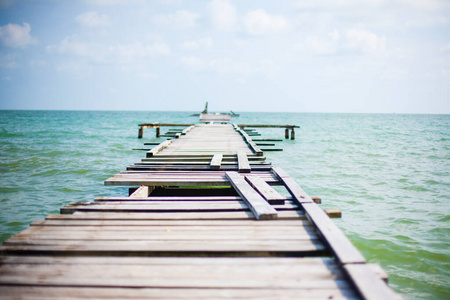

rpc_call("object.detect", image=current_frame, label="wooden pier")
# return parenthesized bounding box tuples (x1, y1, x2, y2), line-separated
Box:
(0, 117, 400, 299)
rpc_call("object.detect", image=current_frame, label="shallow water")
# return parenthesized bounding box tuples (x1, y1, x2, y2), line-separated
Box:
(0, 110, 449, 299)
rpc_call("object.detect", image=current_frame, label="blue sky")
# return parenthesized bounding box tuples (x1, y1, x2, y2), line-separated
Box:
(0, 0, 449, 113)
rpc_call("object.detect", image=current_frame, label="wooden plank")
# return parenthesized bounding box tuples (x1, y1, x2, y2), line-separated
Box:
(272, 166, 314, 203)
(210, 154, 223, 170)
(142, 155, 264, 159)
(234, 127, 263, 156)
(63, 200, 297, 209)
(146, 140, 171, 157)
(46, 210, 304, 220)
(60, 200, 298, 214)
(245, 174, 285, 205)
(134, 161, 269, 166)
(31, 219, 311, 227)
(237, 151, 250, 173)
(138, 123, 193, 127)
(225, 172, 277, 220)
(129, 186, 149, 198)
(0, 239, 325, 254)
(0, 286, 359, 299)
(344, 264, 401, 300)
(237, 124, 300, 128)
(6, 229, 317, 241)
(127, 165, 271, 172)
(104, 171, 280, 187)
(142, 156, 266, 162)
(0, 258, 348, 289)
(94, 196, 242, 202)
(18, 225, 316, 235)
(302, 202, 366, 264)
(181, 125, 195, 135)
(253, 139, 283, 141)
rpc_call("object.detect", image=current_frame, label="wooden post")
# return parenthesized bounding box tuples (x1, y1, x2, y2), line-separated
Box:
(156, 127, 160, 137)
(285, 128, 289, 139)
(138, 127, 143, 139)
(291, 128, 295, 140)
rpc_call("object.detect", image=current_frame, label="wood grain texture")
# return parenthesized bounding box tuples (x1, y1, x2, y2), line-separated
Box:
(225, 172, 278, 220)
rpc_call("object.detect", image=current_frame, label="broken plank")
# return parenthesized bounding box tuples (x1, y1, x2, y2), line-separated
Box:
(226, 172, 277, 220)
(146, 140, 171, 157)
(210, 154, 223, 170)
(245, 174, 285, 205)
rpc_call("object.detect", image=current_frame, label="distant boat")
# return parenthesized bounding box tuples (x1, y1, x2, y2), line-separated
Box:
(190, 102, 239, 117)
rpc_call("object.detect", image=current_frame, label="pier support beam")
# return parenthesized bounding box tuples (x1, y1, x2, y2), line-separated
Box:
(291, 128, 295, 140)
(156, 127, 160, 137)
(285, 128, 289, 139)
(138, 127, 143, 139)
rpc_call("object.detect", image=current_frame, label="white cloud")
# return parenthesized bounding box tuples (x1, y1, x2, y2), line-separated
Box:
(305, 36, 338, 55)
(46, 37, 101, 58)
(47, 37, 170, 65)
(346, 29, 386, 54)
(397, 0, 444, 11)
(153, 10, 199, 29)
(180, 56, 207, 72)
(0, 23, 35, 48)
(331, 29, 340, 41)
(180, 56, 279, 78)
(179, 37, 213, 51)
(294, 0, 387, 10)
(243, 9, 289, 36)
(206, 0, 238, 31)
(76, 11, 111, 27)
(110, 42, 171, 63)
(138, 71, 159, 80)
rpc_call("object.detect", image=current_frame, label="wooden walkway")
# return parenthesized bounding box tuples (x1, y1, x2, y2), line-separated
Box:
(0, 123, 400, 299)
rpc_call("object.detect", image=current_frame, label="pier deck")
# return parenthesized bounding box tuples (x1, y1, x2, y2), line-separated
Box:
(0, 122, 400, 299)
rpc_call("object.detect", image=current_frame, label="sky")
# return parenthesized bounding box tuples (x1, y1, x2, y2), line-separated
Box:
(0, 0, 449, 113)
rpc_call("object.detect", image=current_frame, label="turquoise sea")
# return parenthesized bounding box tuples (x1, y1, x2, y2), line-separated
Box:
(0, 110, 449, 299)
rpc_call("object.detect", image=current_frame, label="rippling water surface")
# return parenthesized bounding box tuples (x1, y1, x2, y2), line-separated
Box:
(0, 110, 449, 299)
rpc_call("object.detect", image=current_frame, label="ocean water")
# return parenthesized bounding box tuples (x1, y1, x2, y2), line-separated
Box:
(0, 110, 449, 299)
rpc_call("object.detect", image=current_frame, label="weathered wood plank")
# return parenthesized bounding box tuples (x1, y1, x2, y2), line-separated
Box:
(0, 258, 348, 288)
(226, 172, 277, 220)
(18, 225, 316, 235)
(344, 264, 401, 300)
(0, 286, 360, 299)
(0, 239, 325, 254)
(45, 210, 304, 220)
(31, 219, 310, 227)
(146, 140, 171, 157)
(272, 166, 314, 203)
(237, 151, 251, 173)
(210, 154, 223, 170)
(105, 170, 280, 187)
(60, 200, 298, 214)
(245, 174, 285, 205)
(6, 230, 318, 241)
(129, 186, 149, 198)
(94, 196, 242, 202)
(302, 202, 366, 264)
(0, 286, 359, 300)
